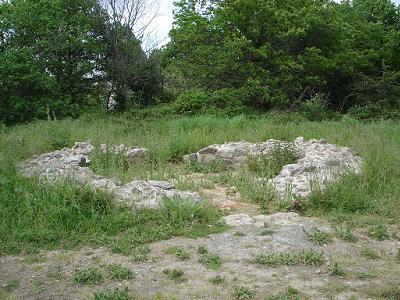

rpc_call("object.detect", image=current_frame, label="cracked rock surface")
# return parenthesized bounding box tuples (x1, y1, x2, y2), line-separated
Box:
(16, 142, 202, 209)
(185, 137, 362, 199)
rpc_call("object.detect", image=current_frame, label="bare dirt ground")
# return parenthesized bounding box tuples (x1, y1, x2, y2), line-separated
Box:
(1, 188, 399, 300)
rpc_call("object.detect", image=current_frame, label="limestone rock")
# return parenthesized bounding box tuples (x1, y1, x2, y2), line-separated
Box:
(183, 139, 297, 168)
(17, 142, 202, 209)
(185, 137, 362, 200)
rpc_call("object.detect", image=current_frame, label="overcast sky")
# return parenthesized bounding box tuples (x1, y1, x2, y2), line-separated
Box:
(151, 0, 400, 47)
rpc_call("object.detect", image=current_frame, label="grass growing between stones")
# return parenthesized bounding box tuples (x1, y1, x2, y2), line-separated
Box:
(1, 113, 400, 255)
(0, 172, 224, 254)
(92, 287, 132, 300)
(253, 250, 325, 267)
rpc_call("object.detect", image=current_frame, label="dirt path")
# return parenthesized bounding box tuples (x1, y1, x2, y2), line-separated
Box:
(1, 191, 399, 300)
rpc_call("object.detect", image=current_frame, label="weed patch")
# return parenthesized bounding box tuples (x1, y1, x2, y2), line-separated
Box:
(335, 224, 358, 242)
(265, 287, 300, 300)
(162, 268, 187, 283)
(209, 275, 225, 285)
(232, 286, 255, 299)
(360, 248, 380, 260)
(107, 265, 134, 280)
(303, 228, 330, 245)
(367, 224, 390, 241)
(92, 287, 132, 300)
(198, 249, 222, 269)
(329, 262, 345, 277)
(253, 250, 325, 267)
(165, 246, 190, 261)
(74, 267, 103, 285)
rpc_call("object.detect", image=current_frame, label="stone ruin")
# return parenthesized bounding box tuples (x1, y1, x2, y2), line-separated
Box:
(184, 137, 363, 199)
(17, 142, 202, 209)
(17, 137, 362, 208)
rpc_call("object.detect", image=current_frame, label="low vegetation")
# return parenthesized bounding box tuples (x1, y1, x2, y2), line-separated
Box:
(253, 250, 325, 267)
(74, 268, 103, 285)
(162, 268, 187, 283)
(303, 228, 330, 245)
(232, 286, 255, 300)
(107, 265, 134, 280)
(360, 248, 380, 260)
(92, 287, 132, 300)
(165, 246, 191, 261)
(198, 250, 222, 270)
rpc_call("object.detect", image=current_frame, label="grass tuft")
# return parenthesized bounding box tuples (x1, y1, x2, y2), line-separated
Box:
(232, 286, 255, 300)
(360, 247, 380, 260)
(198, 248, 222, 270)
(253, 250, 325, 267)
(303, 228, 330, 245)
(165, 246, 190, 261)
(92, 287, 132, 300)
(209, 275, 225, 285)
(367, 224, 390, 241)
(74, 267, 103, 285)
(107, 265, 134, 280)
(329, 261, 345, 277)
(162, 268, 187, 283)
(335, 224, 358, 242)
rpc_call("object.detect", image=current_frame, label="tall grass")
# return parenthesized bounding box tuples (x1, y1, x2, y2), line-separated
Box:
(1, 113, 399, 253)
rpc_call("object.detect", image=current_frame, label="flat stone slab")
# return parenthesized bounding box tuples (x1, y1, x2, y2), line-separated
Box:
(17, 142, 202, 209)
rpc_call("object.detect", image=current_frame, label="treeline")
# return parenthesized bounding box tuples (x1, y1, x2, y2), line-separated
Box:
(1, 0, 400, 125)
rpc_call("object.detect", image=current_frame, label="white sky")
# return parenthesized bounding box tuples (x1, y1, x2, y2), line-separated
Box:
(152, 0, 400, 47)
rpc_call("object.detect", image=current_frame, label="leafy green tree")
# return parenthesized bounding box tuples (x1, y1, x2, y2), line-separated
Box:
(0, 0, 106, 125)
(165, 0, 400, 117)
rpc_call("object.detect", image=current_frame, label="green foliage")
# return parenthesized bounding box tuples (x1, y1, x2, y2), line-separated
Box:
(165, 246, 190, 261)
(360, 247, 380, 260)
(253, 250, 325, 267)
(367, 224, 390, 241)
(74, 267, 103, 285)
(172, 88, 248, 116)
(198, 249, 222, 269)
(107, 265, 134, 280)
(166, 0, 400, 118)
(232, 286, 255, 300)
(248, 144, 297, 179)
(303, 228, 330, 245)
(335, 224, 358, 243)
(162, 268, 187, 283)
(0, 0, 106, 125)
(209, 275, 225, 285)
(92, 287, 132, 300)
(329, 262, 345, 277)
(265, 287, 300, 300)
(0, 170, 223, 254)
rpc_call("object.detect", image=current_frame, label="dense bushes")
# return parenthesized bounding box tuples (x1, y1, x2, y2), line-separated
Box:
(1, 0, 400, 125)
(166, 0, 400, 119)
(173, 89, 247, 115)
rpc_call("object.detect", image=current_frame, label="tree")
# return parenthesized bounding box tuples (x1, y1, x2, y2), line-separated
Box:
(165, 0, 400, 116)
(0, 0, 107, 125)
(100, 0, 162, 109)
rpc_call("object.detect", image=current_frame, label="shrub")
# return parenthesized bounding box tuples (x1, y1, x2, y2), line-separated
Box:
(172, 88, 247, 116)
(172, 89, 211, 115)
(300, 94, 328, 122)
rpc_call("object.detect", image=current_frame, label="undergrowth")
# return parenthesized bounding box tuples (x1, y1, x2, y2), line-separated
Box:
(1, 113, 400, 255)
